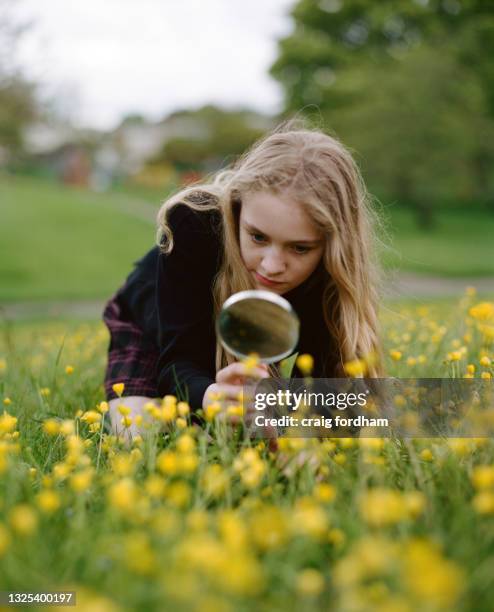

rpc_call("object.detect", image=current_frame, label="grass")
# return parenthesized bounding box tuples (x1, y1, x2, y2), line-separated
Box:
(0, 293, 494, 610)
(1, 175, 494, 303)
(0, 175, 157, 302)
(380, 205, 494, 277)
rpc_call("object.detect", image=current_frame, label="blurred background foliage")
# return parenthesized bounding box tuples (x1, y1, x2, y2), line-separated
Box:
(1, 0, 493, 303)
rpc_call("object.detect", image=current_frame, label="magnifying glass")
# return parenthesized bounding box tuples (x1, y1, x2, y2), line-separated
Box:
(216, 289, 300, 365)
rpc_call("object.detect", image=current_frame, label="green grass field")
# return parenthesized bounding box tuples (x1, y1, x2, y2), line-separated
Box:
(1, 175, 494, 303)
(0, 176, 156, 302)
(1, 293, 494, 610)
(380, 206, 494, 277)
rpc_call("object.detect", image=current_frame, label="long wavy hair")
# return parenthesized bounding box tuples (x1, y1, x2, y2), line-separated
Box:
(156, 120, 384, 377)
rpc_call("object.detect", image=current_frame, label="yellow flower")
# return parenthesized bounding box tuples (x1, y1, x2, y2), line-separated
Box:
(108, 478, 137, 511)
(40, 387, 50, 397)
(226, 404, 244, 417)
(205, 402, 222, 422)
(297, 354, 314, 375)
(9, 504, 38, 536)
(343, 358, 366, 377)
(121, 416, 133, 428)
(176, 434, 196, 454)
(389, 350, 402, 361)
(36, 490, 61, 514)
(176, 417, 187, 429)
(328, 528, 345, 547)
(2, 397, 11, 406)
(80, 410, 102, 425)
(466, 364, 475, 374)
(156, 450, 178, 476)
(144, 475, 166, 499)
(360, 488, 409, 526)
(161, 403, 177, 422)
(0, 411, 17, 435)
(296, 569, 325, 596)
(166, 481, 191, 508)
(403, 539, 464, 608)
(69, 468, 94, 492)
(177, 401, 190, 417)
(469, 302, 494, 321)
(65, 365, 74, 375)
(59, 420, 75, 436)
(480, 356, 491, 367)
(471, 466, 494, 490)
(111, 454, 134, 477)
(242, 352, 260, 373)
(117, 404, 131, 416)
(0, 358, 6, 373)
(473, 491, 494, 514)
(98, 401, 109, 414)
(201, 464, 229, 498)
(292, 500, 328, 540)
(313, 483, 336, 503)
(420, 448, 434, 462)
(481, 372, 492, 380)
(112, 382, 125, 397)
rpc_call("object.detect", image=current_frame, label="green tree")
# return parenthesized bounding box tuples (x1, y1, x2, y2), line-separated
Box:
(0, 0, 39, 164)
(271, 0, 494, 224)
(155, 105, 270, 172)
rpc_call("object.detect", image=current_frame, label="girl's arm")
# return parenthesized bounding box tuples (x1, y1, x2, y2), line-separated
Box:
(155, 203, 222, 409)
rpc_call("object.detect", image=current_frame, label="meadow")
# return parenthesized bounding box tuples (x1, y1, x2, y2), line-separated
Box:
(1, 175, 494, 303)
(1, 291, 494, 611)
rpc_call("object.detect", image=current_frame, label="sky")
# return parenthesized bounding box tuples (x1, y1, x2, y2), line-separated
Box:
(14, 0, 295, 131)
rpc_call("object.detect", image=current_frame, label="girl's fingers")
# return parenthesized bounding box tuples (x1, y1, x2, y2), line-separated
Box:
(216, 362, 270, 384)
(204, 383, 243, 402)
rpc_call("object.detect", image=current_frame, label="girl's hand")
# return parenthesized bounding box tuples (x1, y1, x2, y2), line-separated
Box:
(202, 361, 269, 410)
(202, 361, 278, 451)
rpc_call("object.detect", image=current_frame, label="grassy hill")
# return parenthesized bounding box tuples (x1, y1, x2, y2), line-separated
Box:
(1, 175, 493, 302)
(0, 176, 158, 301)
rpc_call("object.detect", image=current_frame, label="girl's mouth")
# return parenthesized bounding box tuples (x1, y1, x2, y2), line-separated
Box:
(255, 272, 283, 287)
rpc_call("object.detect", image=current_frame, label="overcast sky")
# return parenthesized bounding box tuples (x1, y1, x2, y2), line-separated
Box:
(14, 0, 294, 130)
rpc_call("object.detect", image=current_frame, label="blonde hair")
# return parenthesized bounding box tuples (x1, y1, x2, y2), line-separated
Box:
(156, 120, 384, 377)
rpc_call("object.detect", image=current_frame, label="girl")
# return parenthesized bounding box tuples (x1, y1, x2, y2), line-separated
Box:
(102, 121, 383, 440)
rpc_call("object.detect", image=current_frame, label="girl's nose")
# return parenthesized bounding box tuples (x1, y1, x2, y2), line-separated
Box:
(261, 248, 286, 274)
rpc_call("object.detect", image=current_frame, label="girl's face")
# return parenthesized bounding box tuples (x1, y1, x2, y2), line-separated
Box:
(239, 190, 325, 295)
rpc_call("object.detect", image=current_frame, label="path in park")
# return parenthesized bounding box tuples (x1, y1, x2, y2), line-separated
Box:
(1, 274, 493, 322)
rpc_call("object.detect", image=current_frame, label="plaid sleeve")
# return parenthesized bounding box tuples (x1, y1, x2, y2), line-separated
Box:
(102, 292, 160, 401)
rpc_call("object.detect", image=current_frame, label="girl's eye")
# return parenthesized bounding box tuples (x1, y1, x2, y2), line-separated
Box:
(293, 245, 311, 255)
(251, 233, 266, 244)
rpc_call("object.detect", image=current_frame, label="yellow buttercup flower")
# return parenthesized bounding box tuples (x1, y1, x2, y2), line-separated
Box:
(65, 365, 74, 375)
(108, 478, 137, 511)
(296, 354, 314, 376)
(296, 569, 325, 597)
(42, 419, 60, 436)
(0, 411, 17, 435)
(9, 504, 38, 536)
(469, 302, 494, 322)
(98, 401, 109, 414)
(36, 490, 61, 514)
(472, 465, 494, 490)
(112, 382, 125, 397)
(344, 358, 366, 377)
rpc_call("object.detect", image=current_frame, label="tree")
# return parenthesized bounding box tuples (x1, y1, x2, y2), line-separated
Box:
(155, 106, 270, 172)
(0, 0, 39, 164)
(270, 0, 494, 224)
